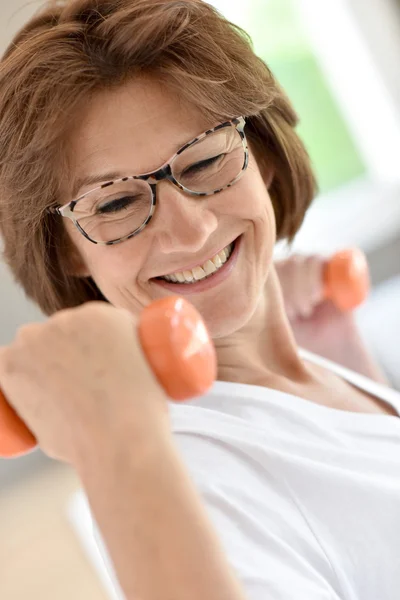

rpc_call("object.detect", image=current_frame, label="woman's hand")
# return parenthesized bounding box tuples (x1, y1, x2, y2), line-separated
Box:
(0, 301, 170, 464)
(275, 254, 389, 383)
(275, 253, 352, 356)
(275, 254, 326, 321)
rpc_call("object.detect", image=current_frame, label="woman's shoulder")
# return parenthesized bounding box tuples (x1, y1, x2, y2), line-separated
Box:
(299, 348, 400, 417)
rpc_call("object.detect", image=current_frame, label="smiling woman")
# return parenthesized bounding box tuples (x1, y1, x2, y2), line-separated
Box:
(0, 0, 315, 317)
(0, 2, 400, 600)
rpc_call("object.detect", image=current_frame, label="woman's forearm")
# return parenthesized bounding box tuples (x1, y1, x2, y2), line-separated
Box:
(76, 419, 248, 600)
(295, 318, 390, 386)
(339, 329, 390, 386)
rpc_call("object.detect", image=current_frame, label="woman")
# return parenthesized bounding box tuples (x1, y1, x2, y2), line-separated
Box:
(0, 1, 399, 599)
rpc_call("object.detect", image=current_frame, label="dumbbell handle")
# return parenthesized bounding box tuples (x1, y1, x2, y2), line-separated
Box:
(0, 297, 216, 459)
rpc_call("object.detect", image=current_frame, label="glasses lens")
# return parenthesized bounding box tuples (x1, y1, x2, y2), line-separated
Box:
(74, 179, 152, 243)
(171, 125, 246, 193)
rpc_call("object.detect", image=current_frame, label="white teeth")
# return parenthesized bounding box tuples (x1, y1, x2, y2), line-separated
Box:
(212, 254, 223, 269)
(192, 265, 206, 279)
(161, 241, 234, 283)
(183, 270, 194, 282)
(203, 260, 217, 276)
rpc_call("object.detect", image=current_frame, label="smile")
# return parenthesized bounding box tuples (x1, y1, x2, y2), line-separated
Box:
(158, 241, 235, 284)
(152, 235, 242, 295)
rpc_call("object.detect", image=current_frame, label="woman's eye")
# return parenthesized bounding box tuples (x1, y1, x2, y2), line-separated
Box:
(182, 154, 224, 176)
(97, 195, 136, 214)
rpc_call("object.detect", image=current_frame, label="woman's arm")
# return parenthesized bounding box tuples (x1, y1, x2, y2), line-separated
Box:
(76, 418, 249, 600)
(290, 299, 390, 385)
(275, 255, 390, 386)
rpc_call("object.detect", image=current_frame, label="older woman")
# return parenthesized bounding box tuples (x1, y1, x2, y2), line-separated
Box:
(0, 1, 399, 599)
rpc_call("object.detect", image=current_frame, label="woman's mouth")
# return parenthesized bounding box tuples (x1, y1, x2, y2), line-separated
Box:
(151, 235, 242, 295)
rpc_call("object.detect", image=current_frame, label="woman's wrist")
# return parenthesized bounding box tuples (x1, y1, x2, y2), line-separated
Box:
(71, 381, 172, 475)
(343, 330, 390, 385)
(312, 321, 389, 386)
(75, 413, 248, 600)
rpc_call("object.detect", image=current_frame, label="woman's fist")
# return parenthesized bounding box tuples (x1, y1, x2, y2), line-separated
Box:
(0, 302, 169, 464)
(275, 252, 360, 360)
(275, 254, 388, 383)
(275, 254, 327, 321)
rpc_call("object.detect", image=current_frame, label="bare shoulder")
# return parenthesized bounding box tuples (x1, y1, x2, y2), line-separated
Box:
(300, 360, 397, 417)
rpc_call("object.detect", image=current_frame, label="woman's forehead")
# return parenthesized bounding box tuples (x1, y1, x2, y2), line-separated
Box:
(67, 78, 214, 179)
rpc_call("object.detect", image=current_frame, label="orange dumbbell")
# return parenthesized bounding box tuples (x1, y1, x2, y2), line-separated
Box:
(0, 296, 217, 459)
(324, 247, 370, 312)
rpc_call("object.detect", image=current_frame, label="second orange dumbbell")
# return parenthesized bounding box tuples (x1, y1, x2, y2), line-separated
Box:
(324, 247, 370, 312)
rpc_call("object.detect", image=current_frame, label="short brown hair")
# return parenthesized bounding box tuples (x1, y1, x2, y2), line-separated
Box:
(0, 0, 316, 316)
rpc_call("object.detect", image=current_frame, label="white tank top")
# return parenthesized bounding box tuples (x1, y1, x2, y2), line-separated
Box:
(93, 349, 400, 600)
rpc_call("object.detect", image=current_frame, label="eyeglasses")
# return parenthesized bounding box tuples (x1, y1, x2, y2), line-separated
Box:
(48, 116, 248, 246)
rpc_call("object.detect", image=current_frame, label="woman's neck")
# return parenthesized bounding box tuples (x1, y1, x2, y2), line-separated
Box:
(214, 266, 311, 388)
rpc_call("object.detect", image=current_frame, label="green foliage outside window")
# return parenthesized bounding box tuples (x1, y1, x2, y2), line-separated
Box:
(241, 0, 366, 193)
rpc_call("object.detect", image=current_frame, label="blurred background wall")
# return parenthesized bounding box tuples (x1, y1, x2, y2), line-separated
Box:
(0, 0, 399, 598)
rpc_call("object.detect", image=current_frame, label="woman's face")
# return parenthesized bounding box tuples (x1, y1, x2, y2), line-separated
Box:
(64, 77, 276, 338)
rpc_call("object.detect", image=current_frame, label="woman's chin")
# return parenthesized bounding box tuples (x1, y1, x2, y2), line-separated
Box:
(196, 298, 255, 340)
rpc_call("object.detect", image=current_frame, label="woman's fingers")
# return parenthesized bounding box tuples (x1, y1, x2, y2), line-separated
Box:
(297, 256, 325, 318)
(275, 254, 326, 321)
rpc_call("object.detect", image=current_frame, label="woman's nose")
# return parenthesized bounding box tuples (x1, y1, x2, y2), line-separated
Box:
(152, 181, 218, 254)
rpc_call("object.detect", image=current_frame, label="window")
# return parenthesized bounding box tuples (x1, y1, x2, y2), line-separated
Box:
(211, 0, 400, 256)
(211, 0, 366, 194)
